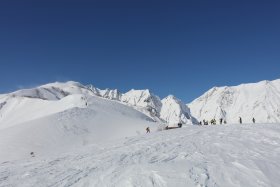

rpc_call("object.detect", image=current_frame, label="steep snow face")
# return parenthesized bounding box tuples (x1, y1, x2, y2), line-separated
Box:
(160, 95, 194, 125)
(121, 89, 162, 117)
(188, 79, 280, 123)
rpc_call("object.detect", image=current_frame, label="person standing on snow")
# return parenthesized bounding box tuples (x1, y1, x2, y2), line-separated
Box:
(239, 117, 242, 124)
(146, 127, 150, 133)
(252, 118, 256, 123)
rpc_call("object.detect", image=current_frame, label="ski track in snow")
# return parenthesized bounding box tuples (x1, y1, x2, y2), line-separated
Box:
(1, 124, 280, 187)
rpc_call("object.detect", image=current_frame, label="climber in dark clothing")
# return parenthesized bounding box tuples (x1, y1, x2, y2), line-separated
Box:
(239, 117, 242, 124)
(146, 127, 150, 133)
(220, 118, 223, 124)
(252, 118, 256, 123)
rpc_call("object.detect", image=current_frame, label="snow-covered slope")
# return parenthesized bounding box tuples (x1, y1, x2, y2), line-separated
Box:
(0, 81, 95, 128)
(160, 95, 195, 126)
(0, 95, 159, 161)
(188, 79, 280, 123)
(1, 123, 279, 187)
(0, 94, 87, 130)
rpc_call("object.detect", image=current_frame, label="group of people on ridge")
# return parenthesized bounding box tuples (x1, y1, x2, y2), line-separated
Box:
(239, 117, 256, 124)
(199, 117, 256, 125)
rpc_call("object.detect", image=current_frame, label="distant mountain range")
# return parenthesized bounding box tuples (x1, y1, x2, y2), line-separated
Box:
(0, 81, 195, 129)
(1, 79, 280, 129)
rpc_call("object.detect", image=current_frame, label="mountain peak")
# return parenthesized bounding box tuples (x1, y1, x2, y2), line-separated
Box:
(188, 79, 280, 123)
(161, 94, 195, 125)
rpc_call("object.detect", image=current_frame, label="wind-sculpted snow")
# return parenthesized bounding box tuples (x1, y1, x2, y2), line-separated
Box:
(188, 79, 280, 123)
(0, 124, 279, 187)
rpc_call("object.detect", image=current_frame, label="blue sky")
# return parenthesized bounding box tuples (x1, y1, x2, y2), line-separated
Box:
(0, 0, 279, 102)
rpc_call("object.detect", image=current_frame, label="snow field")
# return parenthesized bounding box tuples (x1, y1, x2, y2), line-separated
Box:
(1, 123, 279, 187)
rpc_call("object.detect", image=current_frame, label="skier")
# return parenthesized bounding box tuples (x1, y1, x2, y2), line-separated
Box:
(252, 118, 255, 123)
(220, 118, 223, 124)
(146, 127, 150, 133)
(239, 117, 242, 124)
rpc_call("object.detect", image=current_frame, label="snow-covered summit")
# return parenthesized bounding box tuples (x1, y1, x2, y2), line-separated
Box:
(121, 89, 162, 117)
(188, 79, 280, 123)
(7, 81, 94, 100)
(99, 88, 122, 100)
(160, 95, 194, 126)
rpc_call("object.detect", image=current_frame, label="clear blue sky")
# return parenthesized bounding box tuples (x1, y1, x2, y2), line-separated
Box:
(0, 0, 279, 103)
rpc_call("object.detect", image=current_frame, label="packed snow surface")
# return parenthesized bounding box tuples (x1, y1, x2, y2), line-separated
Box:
(1, 123, 279, 187)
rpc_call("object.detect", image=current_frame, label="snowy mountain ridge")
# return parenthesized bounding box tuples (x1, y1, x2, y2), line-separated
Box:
(188, 79, 280, 123)
(0, 81, 193, 127)
(1, 78, 280, 128)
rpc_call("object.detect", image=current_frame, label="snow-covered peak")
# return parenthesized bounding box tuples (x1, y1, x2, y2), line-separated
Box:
(86, 84, 101, 96)
(41, 81, 84, 88)
(121, 89, 162, 111)
(160, 95, 194, 125)
(6, 81, 96, 101)
(99, 89, 122, 100)
(164, 95, 177, 100)
(188, 79, 280, 123)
